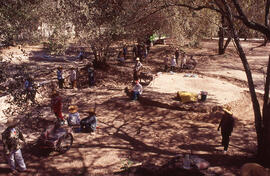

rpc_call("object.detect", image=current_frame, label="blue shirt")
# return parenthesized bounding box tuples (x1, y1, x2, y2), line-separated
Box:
(57, 70, 63, 80)
(68, 112, 80, 126)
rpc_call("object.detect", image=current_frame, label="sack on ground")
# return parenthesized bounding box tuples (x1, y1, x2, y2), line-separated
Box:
(177, 91, 198, 103)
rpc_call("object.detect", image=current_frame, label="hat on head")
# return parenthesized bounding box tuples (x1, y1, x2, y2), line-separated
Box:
(86, 108, 95, 113)
(6, 118, 18, 127)
(68, 105, 78, 113)
(57, 66, 63, 69)
(222, 105, 232, 115)
(136, 57, 140, 61)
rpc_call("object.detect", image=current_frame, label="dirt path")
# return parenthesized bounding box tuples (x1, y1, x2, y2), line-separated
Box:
(0, 39, 269, 175)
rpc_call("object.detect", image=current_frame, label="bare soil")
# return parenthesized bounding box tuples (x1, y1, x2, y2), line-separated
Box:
(0, 39, 269, 176)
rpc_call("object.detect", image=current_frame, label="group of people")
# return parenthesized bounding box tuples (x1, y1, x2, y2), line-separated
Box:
(56, 64, 95, 89)
(67, 106, 97, 133)
(50, 91, 97, 132)
(117, 41, 151, 64)
(2, 90, 98, 174)
(164, 49, 188, 72)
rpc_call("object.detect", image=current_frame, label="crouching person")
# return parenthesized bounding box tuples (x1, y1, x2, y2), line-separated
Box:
(2, 119, 27, 174)
(67, 105, 80, 126)
(80, 108, 97, 133)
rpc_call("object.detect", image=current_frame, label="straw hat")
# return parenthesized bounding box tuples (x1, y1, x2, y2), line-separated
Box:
(6, 118, 18, 127)
(68, 105, 78, 113)
(222, 105, 232, 115)
(136, 57, 140, 61)
(57, 66, 63, 69)
(86, 107, 95, 113)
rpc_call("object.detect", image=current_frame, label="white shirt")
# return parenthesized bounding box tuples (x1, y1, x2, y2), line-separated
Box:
(134, 62, 143, 71)
(171, 58, 176, 67)
(133, 83, 143, 94)
(70, 70, 76, 81)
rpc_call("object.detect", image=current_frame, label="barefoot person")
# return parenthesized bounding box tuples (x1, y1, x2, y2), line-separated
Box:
(217, 106, 235, 153)
(2, 119, 27, 174)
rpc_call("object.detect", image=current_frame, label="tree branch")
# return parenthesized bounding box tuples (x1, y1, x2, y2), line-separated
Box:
(263, 56, 270, 119)
(265, 0, 270, 28)
(232, 0, 270, 38)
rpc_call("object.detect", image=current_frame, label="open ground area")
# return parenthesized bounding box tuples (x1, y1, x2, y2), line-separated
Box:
(0, 39, 268, 176)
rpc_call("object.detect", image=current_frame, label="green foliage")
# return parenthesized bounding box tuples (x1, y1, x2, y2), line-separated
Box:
(44, 29, 70, 55)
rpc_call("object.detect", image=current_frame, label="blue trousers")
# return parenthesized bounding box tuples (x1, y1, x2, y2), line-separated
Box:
(7, 149, 27, 171)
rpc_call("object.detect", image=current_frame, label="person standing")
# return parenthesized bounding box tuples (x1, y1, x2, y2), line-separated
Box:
(164, 54, 169, 72)
(24, 76, 36, 103)
(217, 106, 235, 153)
(87, 64, 95, 87)
(51, 91, 64, 122)
(2, 119, 27, 173)
(133, 58, 143, 81)
(57, 66, 64, 89)
(171, 56, 177, 72)
(175, 49, 179, 65)
(180, 53, 187, 69)
(123, 44, 128, 60)
(132, 45, 137, 60)
(70, 67, 77, 89)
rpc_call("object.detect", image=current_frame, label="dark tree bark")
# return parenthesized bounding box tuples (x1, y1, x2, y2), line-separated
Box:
(218, 16, 225, 55)
(262, 56, 270, 166)
(219, 0, 266, 161)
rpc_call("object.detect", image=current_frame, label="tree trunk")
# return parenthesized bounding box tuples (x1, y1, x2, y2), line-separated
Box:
(232, 36, 263, 158)
(262, 56, 270, 166)
(220, 0, 264, 159)
(218, 15, 225, 55)
(218, 26, 224, 54)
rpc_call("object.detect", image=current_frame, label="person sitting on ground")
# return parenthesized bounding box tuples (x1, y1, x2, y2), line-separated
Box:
(51, 91, 64, 123)
(67, 105, 80, 126)
(133, 57, 143, 81)
(217, 106, 235, 154)
(132, 80, 143, 100)
(80, 108, 97, 133)
(2, 119, 27, 173)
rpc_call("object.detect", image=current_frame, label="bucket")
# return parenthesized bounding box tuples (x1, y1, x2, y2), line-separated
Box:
(200, 91, 208, 101)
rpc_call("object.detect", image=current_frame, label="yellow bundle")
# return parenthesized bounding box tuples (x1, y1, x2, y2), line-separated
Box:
(177, 91, 198, 103)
